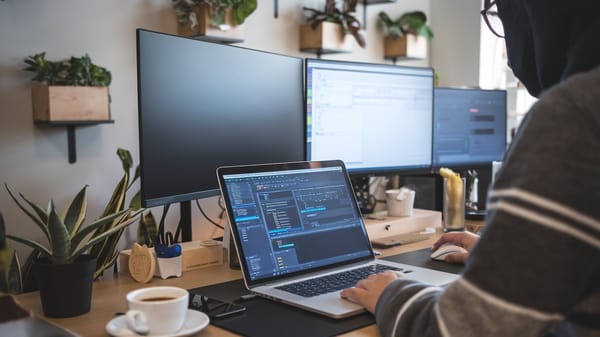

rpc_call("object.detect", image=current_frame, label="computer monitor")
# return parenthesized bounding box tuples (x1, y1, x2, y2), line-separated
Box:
(433, 88, 507, 168)
(136, 29, 305, 235)
(305, 59, 434, 175)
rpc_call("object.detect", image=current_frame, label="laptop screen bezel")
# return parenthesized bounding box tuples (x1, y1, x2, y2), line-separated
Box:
(217, 160, 376, 288)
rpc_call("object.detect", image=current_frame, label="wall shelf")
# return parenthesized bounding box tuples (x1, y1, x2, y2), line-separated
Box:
(361, 0, 397, 29)
(34, 120, 114, 164)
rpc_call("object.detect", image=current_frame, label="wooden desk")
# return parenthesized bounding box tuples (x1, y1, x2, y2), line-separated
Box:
(15, 234, 443, 337)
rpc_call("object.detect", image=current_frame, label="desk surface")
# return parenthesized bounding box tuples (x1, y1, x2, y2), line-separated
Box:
(14, 232, 447, 337)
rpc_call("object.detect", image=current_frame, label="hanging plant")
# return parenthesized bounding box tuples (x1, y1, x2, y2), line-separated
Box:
(303, 0, 366, 48)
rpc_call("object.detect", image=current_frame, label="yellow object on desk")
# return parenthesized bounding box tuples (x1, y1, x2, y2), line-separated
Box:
(439, 168, 465, 231)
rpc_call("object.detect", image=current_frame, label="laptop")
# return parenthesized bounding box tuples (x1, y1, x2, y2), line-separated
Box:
(217, 160, 458, 319)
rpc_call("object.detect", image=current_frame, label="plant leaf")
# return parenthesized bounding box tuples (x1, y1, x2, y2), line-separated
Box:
(8, 251, 23, 294)
(4, 184, 49, 240)
(5, 234, 52, 259)
(69, 213, 138, 263)
(101, 174, 128, 218)
(129, 190, 141, 211)
(61, 185, 88, 238)
(117, 148, 133, 173)
(137, 211, 158, 247)
(47, 202, 71, 264)
(93, 248, 121, 279)
(70, 209, 130, 251)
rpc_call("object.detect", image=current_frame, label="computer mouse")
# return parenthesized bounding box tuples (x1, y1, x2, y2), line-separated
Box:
(430, 244, 467, 261)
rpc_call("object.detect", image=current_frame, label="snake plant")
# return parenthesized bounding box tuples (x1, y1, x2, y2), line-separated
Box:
(5, 184, 136, 265)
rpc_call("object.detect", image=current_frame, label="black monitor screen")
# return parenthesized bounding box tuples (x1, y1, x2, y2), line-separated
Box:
(137, 29, 305, 207)
(433, 88, 507, 168)
(305, 59, 434, 174)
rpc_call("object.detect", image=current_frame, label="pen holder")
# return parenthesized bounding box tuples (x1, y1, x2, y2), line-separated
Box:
(154, 255, 182, 279)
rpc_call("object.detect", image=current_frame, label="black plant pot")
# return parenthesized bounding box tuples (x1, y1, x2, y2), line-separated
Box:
(34, 254, 97, 318)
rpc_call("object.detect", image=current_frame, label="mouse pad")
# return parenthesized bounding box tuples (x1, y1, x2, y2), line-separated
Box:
(188, 279, 374, 337)
(382, 248, 464, 274)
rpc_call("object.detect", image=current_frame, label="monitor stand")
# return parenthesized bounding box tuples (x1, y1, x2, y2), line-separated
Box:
(179, 201, 193, 242)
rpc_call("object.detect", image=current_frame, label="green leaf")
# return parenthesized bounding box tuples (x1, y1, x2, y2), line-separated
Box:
(5, 234, 52, 259)
(117, 148, 133, 173)
(47, 202, 71, 264)
(8, 252, 22, 294)
(70, 209, 130, 251)
(378, 11, 393, 27)
(233, 0, 257, 25)
(129, 165, 141, 189)
(69, 214, 138, 263)
(93, 248, 121, 279)
(129, 190, 141, 211)
(100, 174, 128, 218)
(5, 184, 49, 240)
(61, 185, 88, 238)
(137, 211, 158, 247)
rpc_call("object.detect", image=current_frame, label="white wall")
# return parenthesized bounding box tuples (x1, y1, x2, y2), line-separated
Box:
(0, 0, 481, 262)
(430, 0, 481, 87)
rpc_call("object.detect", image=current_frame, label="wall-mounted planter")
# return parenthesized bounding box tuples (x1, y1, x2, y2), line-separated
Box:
(177, 5, 244, 43)
(384, 33, 428, 60)
(31, 85, 110, 122)
(31, 85, 113, 163)
(300, 22, 353, 56)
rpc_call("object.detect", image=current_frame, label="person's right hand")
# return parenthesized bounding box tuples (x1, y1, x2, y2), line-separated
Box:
(431, 231, 480, 264)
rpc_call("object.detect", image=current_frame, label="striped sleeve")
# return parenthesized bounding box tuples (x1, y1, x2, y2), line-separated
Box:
(373, 67, 600, 337)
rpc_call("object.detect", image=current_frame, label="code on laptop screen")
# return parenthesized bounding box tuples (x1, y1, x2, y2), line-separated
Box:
(222, 166, 372, 282)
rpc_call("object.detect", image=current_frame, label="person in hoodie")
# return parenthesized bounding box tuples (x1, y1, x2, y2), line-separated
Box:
(341, 1, 600, 336)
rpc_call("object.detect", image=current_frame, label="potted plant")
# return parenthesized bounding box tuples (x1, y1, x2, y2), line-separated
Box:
(172, 0, 257, 42)
(3, 148, 141, 318)
(378, 10, 433, 60)
(23, 52, 112, 122)
(0, 213, 22, 294)
(300, 0, 366, 54)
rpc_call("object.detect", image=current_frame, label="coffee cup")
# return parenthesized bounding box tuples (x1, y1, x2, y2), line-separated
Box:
(126, 286, 189, 335)
(385, 187, 415, 217)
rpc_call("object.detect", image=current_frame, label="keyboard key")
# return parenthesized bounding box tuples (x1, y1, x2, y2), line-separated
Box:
(276, 264, 408, 297)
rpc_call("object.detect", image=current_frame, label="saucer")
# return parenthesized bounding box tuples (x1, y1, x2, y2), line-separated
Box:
(106, 309, 209, 337)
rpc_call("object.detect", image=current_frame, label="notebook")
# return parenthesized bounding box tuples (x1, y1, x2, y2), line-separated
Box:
(217, 160, 458, 319)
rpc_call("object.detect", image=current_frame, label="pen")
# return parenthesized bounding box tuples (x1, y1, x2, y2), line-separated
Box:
(239, 293, 258, 301)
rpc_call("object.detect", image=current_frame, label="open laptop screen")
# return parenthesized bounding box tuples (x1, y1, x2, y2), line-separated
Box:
(218, 161, 373, 285)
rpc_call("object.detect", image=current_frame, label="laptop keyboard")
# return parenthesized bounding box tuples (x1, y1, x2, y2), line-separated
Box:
(276, 264, 410, 298)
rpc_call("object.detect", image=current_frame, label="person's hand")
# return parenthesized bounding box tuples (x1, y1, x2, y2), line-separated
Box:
(431, 231, 480, 264)
(340, 270, 402, 313)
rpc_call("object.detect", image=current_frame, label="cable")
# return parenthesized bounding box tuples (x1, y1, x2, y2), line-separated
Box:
(195, 199, 225, 229)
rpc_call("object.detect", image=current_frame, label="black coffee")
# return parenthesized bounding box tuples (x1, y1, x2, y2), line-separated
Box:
(141, 296, 176, 302)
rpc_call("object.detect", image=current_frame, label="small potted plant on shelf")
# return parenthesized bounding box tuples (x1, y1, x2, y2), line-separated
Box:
(300, 0, 366, 54)
(172, 0, 257, 43)
(3, 148, 141, 318)
(378, 10, 433, 60)
(23, 52, 112, 122)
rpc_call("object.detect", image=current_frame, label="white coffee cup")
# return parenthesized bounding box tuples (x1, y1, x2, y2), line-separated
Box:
(126, 286, 189, 335)
(386, 187, 415, 217)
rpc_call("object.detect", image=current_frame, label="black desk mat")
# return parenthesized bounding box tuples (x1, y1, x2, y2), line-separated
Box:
(188, 280, 374, 337)
(189, 248, 463, 337)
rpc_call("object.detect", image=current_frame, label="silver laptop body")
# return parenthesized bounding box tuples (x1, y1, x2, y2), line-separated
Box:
(217, 160, 458, 319)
